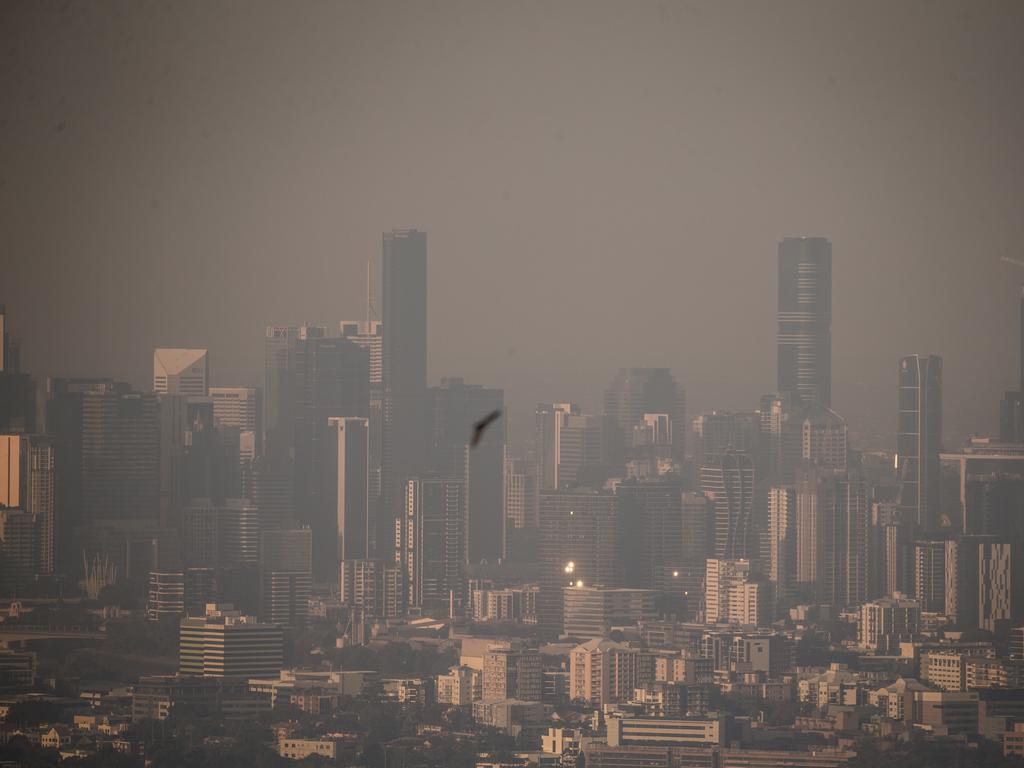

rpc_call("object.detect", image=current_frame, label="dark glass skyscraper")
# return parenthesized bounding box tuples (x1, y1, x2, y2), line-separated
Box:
(777, 237, 832, 408)
(897, 354, 942, 530)
(381, 229, 428, 556)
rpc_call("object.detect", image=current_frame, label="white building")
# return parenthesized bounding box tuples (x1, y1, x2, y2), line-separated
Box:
(153, 348, 208, 396)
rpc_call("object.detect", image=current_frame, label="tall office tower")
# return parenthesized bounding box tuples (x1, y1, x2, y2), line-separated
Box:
(700, 451, 755, 560)
(181, 499, 260, 567)
(535, 403, 601, 490)
(323, 417, 369, 580)
(381, 230, 428, 559)
(428, 378, 505, 563)
(615, 479, 685, 591)
(0, 509, 37, 593)
(602, 368, 686, 468)
(0, 306, 35, 435)
(945, 536, 1014, 632)
(159, 396, 240, 524)
(402, 477, 465, 613)
(339, 558, 405, 618)
(292, 336, 369, 543)
(704, 558, 752, 624)
(777, 236, 832, 408)
(179, 604, 284, 677)
(482, 647, 543, 702)
(340, 320, 384, 519)
(264, 325, 308, 465)
(260, 528, 312, 628)
(153, 348, 209, 397)
(243, 457, 294, 531)
(47, 380, 160, 573)
(897, 355, 943, 530)
(340, 320, 383, 386)
(537, 491, 621, 630)
(768, 486, 796, 604)
(0, 435, 55, 575)
(913, 540, 947, 613)
(209, 387, 263, 462)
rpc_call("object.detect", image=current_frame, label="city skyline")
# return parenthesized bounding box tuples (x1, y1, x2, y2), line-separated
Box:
(4, 1, 1024, 451)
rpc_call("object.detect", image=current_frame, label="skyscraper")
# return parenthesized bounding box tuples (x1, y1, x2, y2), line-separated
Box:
(209, 386, 263, 462)
(325, 417, 369, 568)
(0, 434, 54, 575)
(602, 368, 686, 468)
(535, 403, 600, 490)
(897, 355, 943, 530)
(428, 378, 505, 563)
(0, 307, 35, 435)
(402, 477, 465, 613)
(381, 230, 428, 557)
(777, 237, 832, 408)
(260, 527, 312, 628)
(537, 490, 621, 630)
(700, 451, 755, 561)
(153, 348, 209, 397)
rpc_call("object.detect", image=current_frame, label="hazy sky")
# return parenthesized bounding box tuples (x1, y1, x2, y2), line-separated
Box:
(3, 0, 1023, 451)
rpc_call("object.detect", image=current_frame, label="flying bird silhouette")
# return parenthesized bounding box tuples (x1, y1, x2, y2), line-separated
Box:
(471, 409, 503, 448)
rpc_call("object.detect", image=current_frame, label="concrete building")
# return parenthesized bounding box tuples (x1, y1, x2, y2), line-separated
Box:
(482, 647, 543, 702)
(563, 585, 658, 638)
(896, 354, 942, 529)
(153, 348, 209, 397)
(569, 638, 652, 706)
(535, 403, 600, 490)
(179, 604, 284, 678)
(858, 595, 921, 652)
(209, 386, 262, 462)
(777, 236, 832, 408)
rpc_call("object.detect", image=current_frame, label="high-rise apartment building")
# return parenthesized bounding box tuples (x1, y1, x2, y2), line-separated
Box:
(504, 457, 539, 532)
(704, 558, 753, 625)
(569, 639, 652, 706)
(913, 540, 947, 613)
(153, 348, 209, 397)
(535, 403, 601, 491)
(945, 536, 1014, 632)
(339, 558, 405, 618)
(0, 509, 37, 592)
(777, 236, 832, 408)
(795, 468, 870, 607)
(179, 604, 283, 677)
(897, 355, 943, 529)
(482, 647, 543, 702)
(768, 486, 796, 603)
(700, 451, 755, 560)
(381, 230, 428, 556)
(402, 477, 465, 612)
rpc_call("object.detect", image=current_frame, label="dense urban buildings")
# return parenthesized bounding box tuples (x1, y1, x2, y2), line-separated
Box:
(1, 224, 1020, 768)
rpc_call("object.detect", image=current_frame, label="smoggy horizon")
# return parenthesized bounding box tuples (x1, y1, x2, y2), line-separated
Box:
(4, 0, 1024, 452)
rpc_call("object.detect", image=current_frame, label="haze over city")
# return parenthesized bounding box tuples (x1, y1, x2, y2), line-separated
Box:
(3, 2, 1024, 768)
(4, 0, 1024, 449)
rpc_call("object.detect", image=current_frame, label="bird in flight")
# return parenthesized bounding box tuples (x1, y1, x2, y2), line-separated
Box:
(471, 409, 503, 447)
